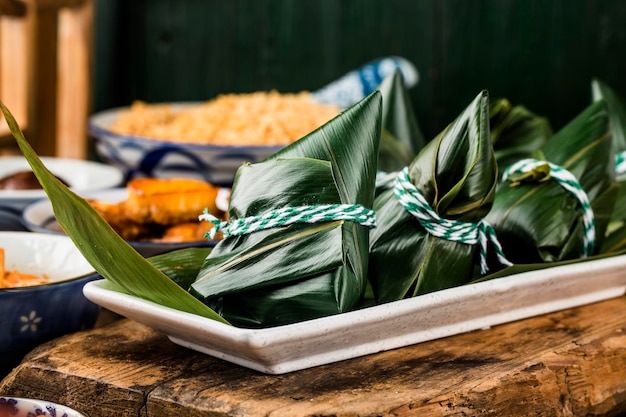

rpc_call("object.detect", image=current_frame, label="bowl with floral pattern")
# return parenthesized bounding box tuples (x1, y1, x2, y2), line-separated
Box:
(0, 232, 100, 374)
(0, 396, 86, 417)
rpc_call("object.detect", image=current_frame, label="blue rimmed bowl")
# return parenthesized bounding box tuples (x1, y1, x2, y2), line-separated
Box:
(0, 232, 100, 373)
(0, 397, 86, 417)
(89, 104, 285, 187)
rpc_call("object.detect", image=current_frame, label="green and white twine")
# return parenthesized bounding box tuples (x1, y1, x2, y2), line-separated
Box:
(376, 171, 397, 189)
(503, 158, 595, 257)
(393, 167, 513, 275)
(616, 151, 626, 175)
(199, 203, 377, 240)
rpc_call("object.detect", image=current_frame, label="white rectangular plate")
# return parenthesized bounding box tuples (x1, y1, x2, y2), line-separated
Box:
(83, 255, 626, 374)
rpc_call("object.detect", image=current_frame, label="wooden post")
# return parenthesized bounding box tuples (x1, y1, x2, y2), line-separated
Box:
(56, 0, 92, 159)
(0, 1, 28, 154)
(0, 0, 91, 157)
(24, 0, 59, 156)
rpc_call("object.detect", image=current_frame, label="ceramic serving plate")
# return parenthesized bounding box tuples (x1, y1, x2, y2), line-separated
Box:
(22, 188, 227, 257)
(0, 156, 124, 210)
(83, 253, 626, 374)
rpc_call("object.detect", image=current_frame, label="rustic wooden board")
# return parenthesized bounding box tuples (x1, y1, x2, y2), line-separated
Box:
(2, 296, 626, 416)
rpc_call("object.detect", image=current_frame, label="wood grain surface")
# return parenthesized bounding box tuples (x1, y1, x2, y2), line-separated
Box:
(2, 296, 626, 416)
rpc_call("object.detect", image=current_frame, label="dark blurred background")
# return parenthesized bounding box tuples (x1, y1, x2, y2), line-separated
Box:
(93, 0, 626, 140)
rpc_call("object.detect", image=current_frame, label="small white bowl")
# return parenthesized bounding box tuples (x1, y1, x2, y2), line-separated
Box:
(0, 397, 86, 417)
(0, 156, 124, 211)
(0, 232, 99, 373)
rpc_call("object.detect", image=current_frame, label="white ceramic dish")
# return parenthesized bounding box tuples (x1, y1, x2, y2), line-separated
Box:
(0, 156, 124, 210)
(83, 254, 626, 374)
(22, 188, 223, 258)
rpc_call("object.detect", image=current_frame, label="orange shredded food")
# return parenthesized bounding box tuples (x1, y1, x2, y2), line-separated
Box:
(0, 248, 49, 288)
(110, 91, 340, 146)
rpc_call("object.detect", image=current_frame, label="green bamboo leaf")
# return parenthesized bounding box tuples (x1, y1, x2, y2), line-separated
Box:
(591, 78, 626, 223)
(377, 70, 427, 173)
(190, 92, 382, 327)
(489, 98, 552, 170)
(148, 247, 212, 289)
(592, 78, 626, 153)
(0, 101, 228, 324)
(602, 221, 626, 254)
(369, 90, 497, 302)
(485, 99, 616, 264)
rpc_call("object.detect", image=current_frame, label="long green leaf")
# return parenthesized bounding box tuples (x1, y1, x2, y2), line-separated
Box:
(0, 101, 228, 324)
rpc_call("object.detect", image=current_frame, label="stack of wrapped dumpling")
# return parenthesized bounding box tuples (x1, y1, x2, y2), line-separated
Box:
(2, 71, 623, 329)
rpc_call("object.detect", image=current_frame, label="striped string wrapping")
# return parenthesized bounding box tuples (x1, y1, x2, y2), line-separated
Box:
(393, 167, 513, 275)
(199, 203, 377, 240)
(616, 151, 626, 176)
(375, 170, 397, 189)
(502, 158, 595, 257)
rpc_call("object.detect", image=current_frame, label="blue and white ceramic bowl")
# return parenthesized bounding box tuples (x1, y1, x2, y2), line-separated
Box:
(89, 104, 284, 187)
(0, 397, 86, 417)
(90, 56, 419, 186)
(0, 232, 100, 372)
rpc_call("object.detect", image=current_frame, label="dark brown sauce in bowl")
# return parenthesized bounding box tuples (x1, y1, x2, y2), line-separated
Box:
(0, 170, 68, 190)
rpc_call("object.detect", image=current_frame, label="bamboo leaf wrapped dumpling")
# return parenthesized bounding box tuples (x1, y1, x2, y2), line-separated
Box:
(189, 92, 382, 327)
(485, 99, 618, 265)
(368, 90, 512, 303)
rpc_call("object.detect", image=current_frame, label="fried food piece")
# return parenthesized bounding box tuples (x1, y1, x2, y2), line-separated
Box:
(124, 178, 220, 225)
(156, 221, 217, 243)
(87, 199, 153, 240)
(86, 177, 225, 242)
